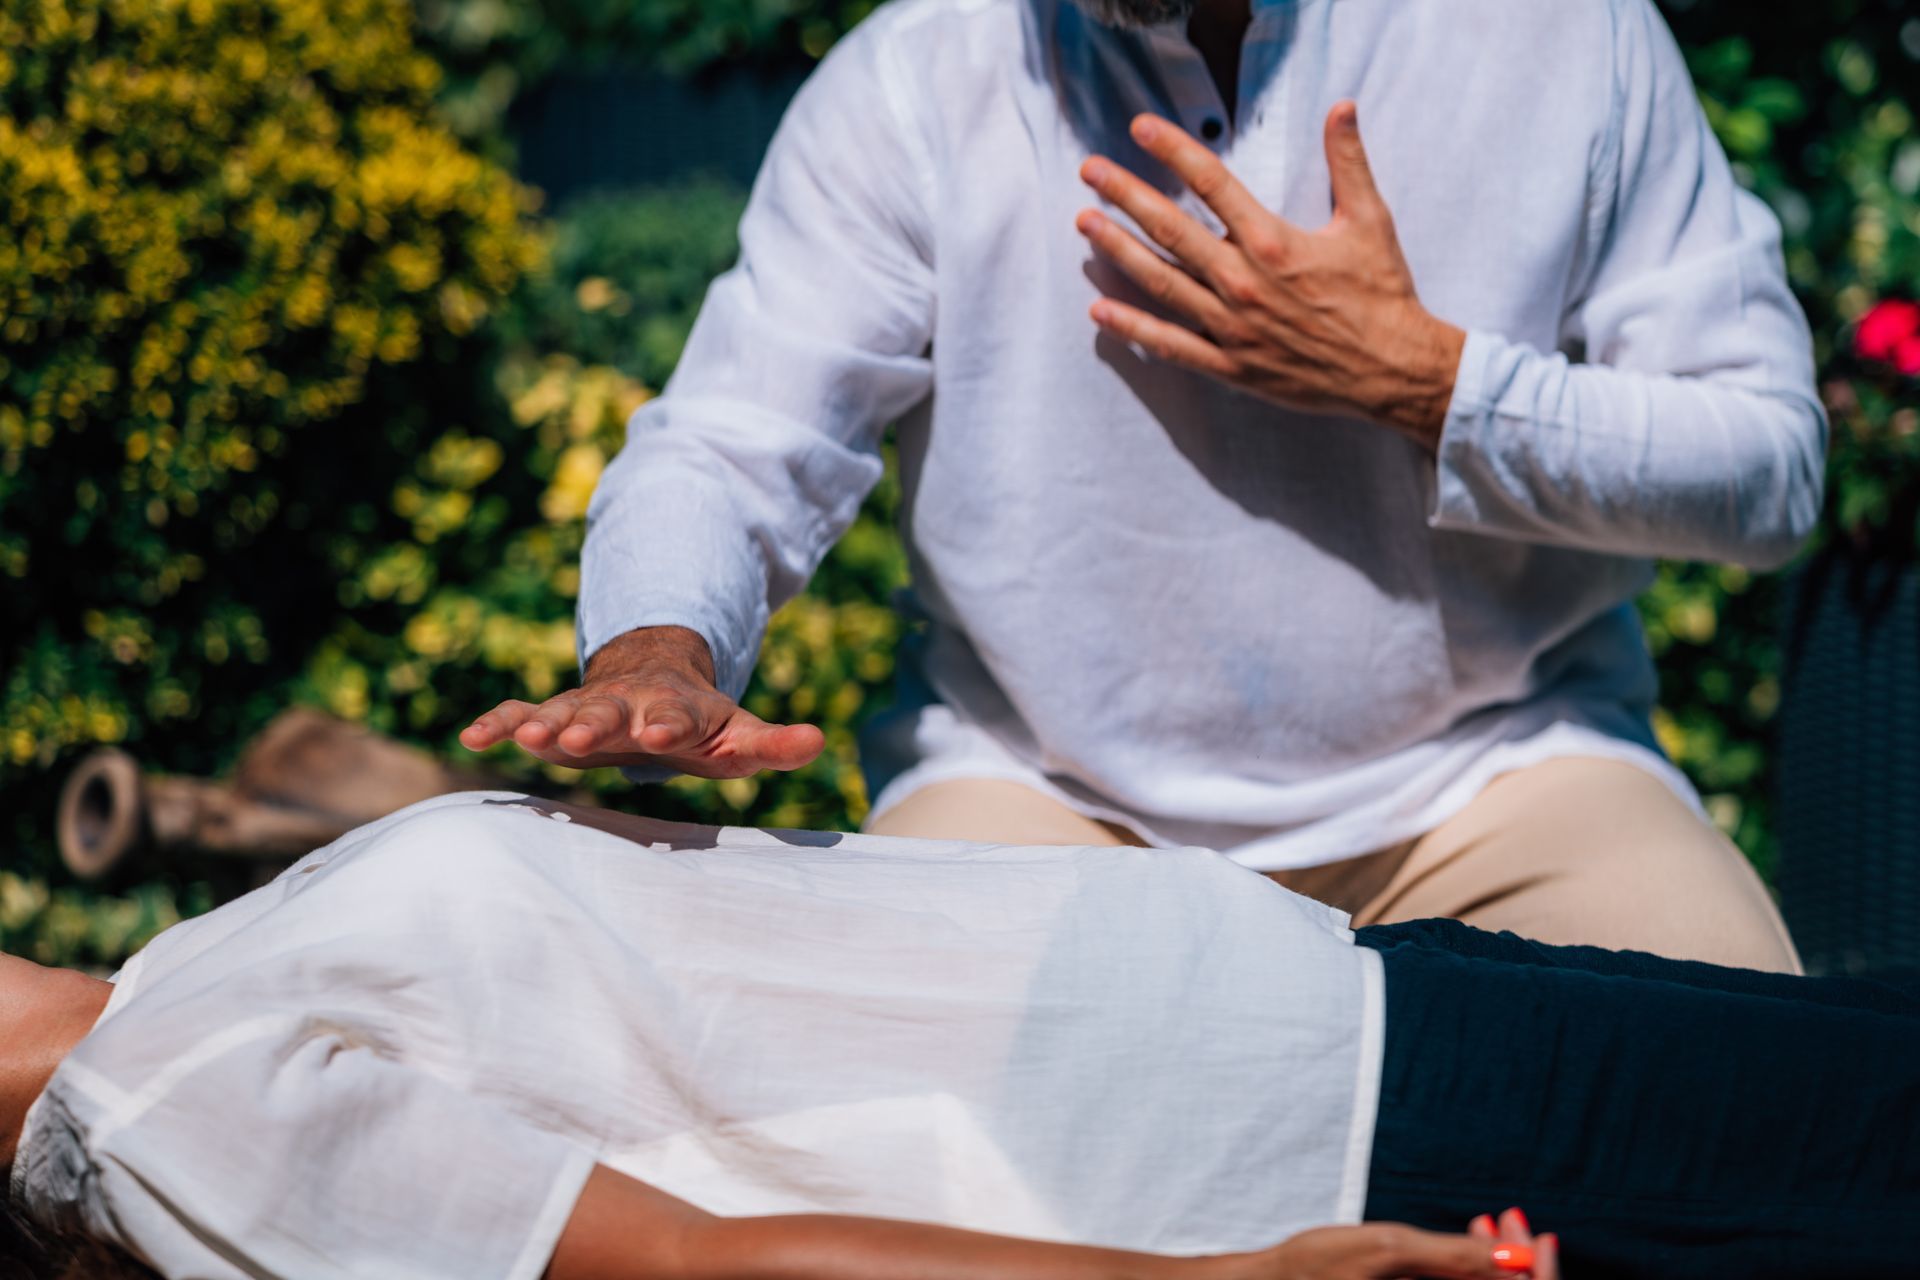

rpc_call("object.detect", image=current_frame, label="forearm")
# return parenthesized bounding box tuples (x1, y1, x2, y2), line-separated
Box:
(1430, 328, 1826, 567)
(682, 1213, 1260, 1280)
(575, 421, 772, 702)
(546, 1166, 1264, 1280)
(575, 387, 898, 701)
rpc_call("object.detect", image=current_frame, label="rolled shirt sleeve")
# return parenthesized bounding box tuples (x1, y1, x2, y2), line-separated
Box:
(575, 14, 937, 708)
(31, 1016, 598, 1280)
(1429, 0, 1827, 569)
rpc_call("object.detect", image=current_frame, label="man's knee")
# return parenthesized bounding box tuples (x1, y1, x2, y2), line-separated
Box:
(1380, 758, 1804, 973)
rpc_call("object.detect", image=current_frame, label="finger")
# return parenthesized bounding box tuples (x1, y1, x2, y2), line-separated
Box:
(554, 694, 632, 757)
(636, 693, 710, 755)
(1497, 1206, 1533, 1246)
(1468, 1214, 1498, 1241)
(1535, 1232, 1560, 1280)
(714, 711, 826, 774)
(1080, 153, 1234, 283)
(1323, 100, 1386, 229)
(461, 700, 539, 750)
(512, 695, 583, 750)
(1127, 113, 1285, 248)
(1369, 1225, 1527, 1280)
(1089, 298, 1240, 379)
(1076, 208, 1232, 331)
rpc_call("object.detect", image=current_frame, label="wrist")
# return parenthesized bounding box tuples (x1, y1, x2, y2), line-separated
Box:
(585, 625, 716, 687)
(1380, 308, 1465, 453)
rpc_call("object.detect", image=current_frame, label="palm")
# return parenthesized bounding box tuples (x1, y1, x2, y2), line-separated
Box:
(462, 659, 823, 780)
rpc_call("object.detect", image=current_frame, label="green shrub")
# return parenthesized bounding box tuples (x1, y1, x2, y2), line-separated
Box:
(491, 180, 755, 390)
(1632, 4, 1920, 872)
(413, 0, 879, 141)
(0, 0, 543, 949)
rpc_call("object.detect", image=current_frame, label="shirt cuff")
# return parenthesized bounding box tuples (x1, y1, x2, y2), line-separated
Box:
(1427, 326, 1499, 532)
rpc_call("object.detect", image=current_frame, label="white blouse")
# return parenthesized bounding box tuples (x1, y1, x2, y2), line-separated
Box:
(17, 790, 1384, 1278)
(576, 0, 1824, 868)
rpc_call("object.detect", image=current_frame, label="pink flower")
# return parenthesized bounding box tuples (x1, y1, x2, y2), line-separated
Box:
(1855, 299, 1920, 363)
(1896, 334, 1920, 377)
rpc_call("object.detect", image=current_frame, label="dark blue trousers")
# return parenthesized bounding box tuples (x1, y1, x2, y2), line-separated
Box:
(1355, 918, 1920, 1279)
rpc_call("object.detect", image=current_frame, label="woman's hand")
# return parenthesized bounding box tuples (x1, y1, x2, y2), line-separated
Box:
(1470, 1207, 1557, 1280)
(1249, 1210, 1555, 1279)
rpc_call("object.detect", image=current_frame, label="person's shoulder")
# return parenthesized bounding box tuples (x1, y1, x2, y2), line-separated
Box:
(1390, 0, 1625, 40)
(859, 0, 1029, 45)
(1413, 0, 1676, 75)
(830, 0, 1033, 79)
(1373, 0, 1647, 77)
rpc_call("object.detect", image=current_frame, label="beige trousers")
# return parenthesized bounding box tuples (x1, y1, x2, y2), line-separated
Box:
(864, 757, 1803, 974)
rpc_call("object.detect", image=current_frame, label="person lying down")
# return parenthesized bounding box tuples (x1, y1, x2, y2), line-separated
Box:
(1, 793, 1914, 1280)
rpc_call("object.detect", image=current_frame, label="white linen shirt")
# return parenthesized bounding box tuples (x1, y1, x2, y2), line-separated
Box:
(16, 791, 1384, 1278)
(576, 0, 1826, 869)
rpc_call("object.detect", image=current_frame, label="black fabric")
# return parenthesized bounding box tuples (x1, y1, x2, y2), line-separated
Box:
(1355, 918, 1920, 1279)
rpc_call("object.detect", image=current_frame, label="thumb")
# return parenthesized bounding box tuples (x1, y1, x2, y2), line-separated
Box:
(723, 715, 827, 772)
(1323, 100, 1385, 229)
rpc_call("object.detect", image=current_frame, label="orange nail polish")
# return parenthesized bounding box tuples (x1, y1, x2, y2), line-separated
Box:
(1470, 1214, 1495, 1234)
(1510, 1207, 1530, 1234)
(1492, 1244, 1535, 1273)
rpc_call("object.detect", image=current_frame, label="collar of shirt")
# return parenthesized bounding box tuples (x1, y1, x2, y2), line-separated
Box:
(1119, 0, 1321, 148)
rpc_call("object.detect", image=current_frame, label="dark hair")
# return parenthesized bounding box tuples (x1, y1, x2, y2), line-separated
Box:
(0, 1191, 159, 1280)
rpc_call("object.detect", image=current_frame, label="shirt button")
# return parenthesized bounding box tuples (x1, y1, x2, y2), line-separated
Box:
(1201, 117, 1225, 141)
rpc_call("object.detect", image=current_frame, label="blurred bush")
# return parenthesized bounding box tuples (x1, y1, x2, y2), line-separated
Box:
(0, 0, 543, 957)
(411, 0, 880, 142)
(1633, 0, 1920, 875)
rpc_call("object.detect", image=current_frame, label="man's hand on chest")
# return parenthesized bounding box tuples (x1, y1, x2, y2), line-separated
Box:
(1075, 102, 1466, 452)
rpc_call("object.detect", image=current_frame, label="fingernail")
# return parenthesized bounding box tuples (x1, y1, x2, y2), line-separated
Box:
(1491, 1244, 1535, 1273)
(1132, 116, 1160, 142)
(1509, 1207, 1530, 1234)
(1470, 1214, 1496, 1234)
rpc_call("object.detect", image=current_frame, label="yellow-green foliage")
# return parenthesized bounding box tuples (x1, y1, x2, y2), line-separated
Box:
(0, 0, 536, 483)
(0, 870, 206, 971)
(0, 0, 539, 763)
(0, 0, 543, 950)
(296, 351, 647, 739)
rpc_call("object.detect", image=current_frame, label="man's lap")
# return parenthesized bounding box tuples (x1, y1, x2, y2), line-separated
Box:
(866, 759, 1801, 971)
(1321, 756, 1800, 972)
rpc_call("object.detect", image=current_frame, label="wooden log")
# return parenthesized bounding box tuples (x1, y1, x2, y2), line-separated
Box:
(57, 706, 564, 882)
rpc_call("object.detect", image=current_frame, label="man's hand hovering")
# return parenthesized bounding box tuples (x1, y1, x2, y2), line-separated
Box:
(460, 626, 825, 779)
(1075, 101, 1466, 451)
